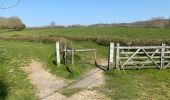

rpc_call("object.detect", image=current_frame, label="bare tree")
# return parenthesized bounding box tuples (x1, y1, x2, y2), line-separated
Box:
(0, 0, 21, 9)
(49, 21, 56, 27)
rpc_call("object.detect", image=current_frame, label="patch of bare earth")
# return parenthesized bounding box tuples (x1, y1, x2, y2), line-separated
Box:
(69, 68, 105, 89)
(23, 60, 109, 100)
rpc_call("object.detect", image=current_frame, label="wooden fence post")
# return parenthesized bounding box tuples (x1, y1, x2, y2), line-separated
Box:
(72, 48, 75, 65)
(56, 41, 60, 65)
(93, 50, 97, 65)
(116, 43, 120, 70)
(64, 45, 67, 65)
(108, 42, 114, 70)
(161, 43, 165, 70)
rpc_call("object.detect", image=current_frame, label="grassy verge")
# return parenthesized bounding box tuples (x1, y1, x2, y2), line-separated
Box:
(98, 69, 170, 100)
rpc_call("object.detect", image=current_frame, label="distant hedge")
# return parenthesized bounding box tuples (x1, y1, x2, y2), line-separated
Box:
(0, 17, 26, 31)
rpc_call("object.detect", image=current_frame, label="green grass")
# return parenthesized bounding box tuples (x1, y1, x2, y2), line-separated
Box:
(2, 27, 170, 40)
(2, 27, 170, 46)
(100, 69, 170, 100)
(72, 41, 108, 61)
(0, 46, 38, 100)
(59, 88, 82, 97)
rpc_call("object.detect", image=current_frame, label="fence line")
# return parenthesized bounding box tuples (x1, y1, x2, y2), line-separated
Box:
(56, 41, 170, 70)
(56, 41, 97, 65)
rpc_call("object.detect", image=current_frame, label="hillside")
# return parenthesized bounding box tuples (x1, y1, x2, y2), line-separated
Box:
(1, 27, 170, 45)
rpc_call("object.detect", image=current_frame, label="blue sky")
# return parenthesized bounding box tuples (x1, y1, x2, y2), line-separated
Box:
(0, 0, 170, 27)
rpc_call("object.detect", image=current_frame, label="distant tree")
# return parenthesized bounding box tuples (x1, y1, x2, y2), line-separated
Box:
(144, 17, 167, 28)
(166, 17, 170, 28)
(49, 21, 56, 28)
(0, 16, 26, 31)
(68, 24, 86, 28)
(0, 0, 21, 9)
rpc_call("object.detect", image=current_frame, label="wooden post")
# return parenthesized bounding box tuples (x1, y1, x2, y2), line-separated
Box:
(116, 43, 120, 70)
(93, 50, 97, 65)
(161, 43, 165, 70)
(72, 48, 75, 65)
(56, 41, 60, 65)
(108, 42, 114, 70)
(64, 45, 67, 65)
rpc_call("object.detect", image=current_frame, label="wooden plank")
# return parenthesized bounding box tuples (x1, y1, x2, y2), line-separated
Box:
(123, 66, 159, 70)
(108, 42, 114, 70)
(118, 46, 162, 49)
(120, 52, 165, 54)
(142, 49, 161, 69)
(121, 49, 141, 68)
(163, 62, 170, 69)
(93, 50, 97, 65)
(120, 56, 161, 59)
(56, 41, 60, 65)
(75, 49, 96, 52)
(120, 51, 170, 54)
(123, 61, 163, 65)
(116, 43, 120, 70)
(64, 45, 67, 65)
(63, 49, 96, 52)
(161, 44, 165, 70)
(120, 49, 140, 68)
(140, 49, 160, 67)
(72, 48, 75, 65)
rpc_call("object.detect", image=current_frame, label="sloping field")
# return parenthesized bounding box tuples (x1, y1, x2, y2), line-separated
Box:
(1, 27, 170, 45)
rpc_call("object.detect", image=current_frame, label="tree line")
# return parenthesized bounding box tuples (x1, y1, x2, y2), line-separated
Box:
(89, 17, 170, 28)
(0, 17, 25, 31)
(50, 17, 170, 29)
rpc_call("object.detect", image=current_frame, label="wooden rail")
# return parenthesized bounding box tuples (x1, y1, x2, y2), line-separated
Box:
(63, 49, 96, 52)
(56, 42, 97, 65)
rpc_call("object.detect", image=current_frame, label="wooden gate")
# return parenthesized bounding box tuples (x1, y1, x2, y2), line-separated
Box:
(108, 43, 170, 70)
(56, 41, 97, 65)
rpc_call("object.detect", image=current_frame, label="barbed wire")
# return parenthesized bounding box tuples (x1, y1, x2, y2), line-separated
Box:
(0, 0, 21, 9)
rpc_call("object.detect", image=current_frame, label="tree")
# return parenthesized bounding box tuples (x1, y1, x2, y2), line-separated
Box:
(167, 17, 170, 28)
(0, 17, 26, 31)
(49, 21, 56, 27)
(0, 0, 21, 9)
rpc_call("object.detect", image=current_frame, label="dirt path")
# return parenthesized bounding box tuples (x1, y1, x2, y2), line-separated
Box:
(23, 60, 109, 100)
(23, 60, 67, 99)
(69, 68, 105, 89)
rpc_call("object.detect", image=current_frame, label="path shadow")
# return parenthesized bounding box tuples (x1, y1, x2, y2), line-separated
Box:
(0, 80, 8, 100)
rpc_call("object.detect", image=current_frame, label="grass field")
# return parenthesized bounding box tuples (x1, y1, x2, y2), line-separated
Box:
(1, 27, 170, 46)
(1, 27, 170, 99)
(2, 27, 170, 40)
